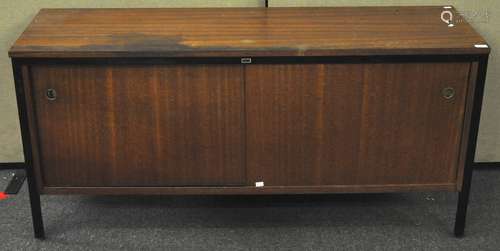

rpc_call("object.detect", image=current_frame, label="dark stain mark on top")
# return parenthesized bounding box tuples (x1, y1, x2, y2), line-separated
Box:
(82, 33, 194, 51)
(12, 32, 311, 56)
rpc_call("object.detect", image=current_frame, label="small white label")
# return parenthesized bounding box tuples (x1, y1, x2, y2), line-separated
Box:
(241, 58, 252, 64)
(474, 44, 489, 49)
(255, 181, 264, 187)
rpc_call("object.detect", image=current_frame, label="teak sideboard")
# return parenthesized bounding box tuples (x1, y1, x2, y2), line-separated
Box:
(9, 6, 490, 239)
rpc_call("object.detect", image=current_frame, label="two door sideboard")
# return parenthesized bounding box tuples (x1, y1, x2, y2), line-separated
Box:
(9, 6, 490, 238)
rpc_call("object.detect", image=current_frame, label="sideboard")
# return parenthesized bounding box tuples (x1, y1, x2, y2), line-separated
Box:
(8, 6, 490, 238)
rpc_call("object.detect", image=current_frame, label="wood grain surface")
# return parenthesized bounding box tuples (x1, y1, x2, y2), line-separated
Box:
(9, 6, 489, 58)
(30, 64, 245, 187)
(246, 63, 470, 187)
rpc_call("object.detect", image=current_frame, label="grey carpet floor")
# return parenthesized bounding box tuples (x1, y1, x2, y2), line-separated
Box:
(1, 168, 499, 251)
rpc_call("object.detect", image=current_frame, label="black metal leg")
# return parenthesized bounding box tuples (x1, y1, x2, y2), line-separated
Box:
(454, 165, 473, 237)
(12, 60, 45, 239)
(454, 56, 489, 237)
(26, 164, 45, 239)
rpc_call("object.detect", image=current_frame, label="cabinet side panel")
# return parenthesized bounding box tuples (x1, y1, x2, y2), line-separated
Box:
(21, 65, 44, 190)
(456, 62, 479, 191)
(31, 64, 245, 187)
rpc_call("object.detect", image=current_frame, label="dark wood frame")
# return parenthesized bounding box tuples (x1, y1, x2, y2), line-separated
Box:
(12, 59, 45, 239)
(454, 55, 489, 237)
(4, 161, 499, 171)
(11, 53, 489, 239)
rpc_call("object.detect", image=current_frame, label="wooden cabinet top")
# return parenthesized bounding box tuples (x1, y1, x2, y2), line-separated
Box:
(9, 6, 489, 58)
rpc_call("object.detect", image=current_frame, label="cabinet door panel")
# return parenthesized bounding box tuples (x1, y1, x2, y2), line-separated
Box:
(246, 63, 470, 186)
(31, 65, 245, 187)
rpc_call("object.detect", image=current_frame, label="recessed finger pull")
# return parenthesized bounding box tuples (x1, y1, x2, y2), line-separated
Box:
(46, 88, 57, 101)
(441, 87, 455, 100)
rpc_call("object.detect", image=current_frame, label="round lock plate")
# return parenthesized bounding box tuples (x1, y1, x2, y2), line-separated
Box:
(46, 88, 57, 101)
(441, 87, 455, 100)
